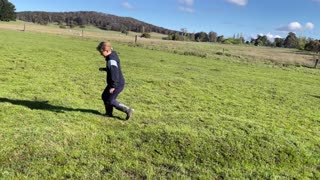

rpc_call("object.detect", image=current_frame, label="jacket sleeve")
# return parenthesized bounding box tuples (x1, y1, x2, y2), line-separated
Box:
(108, 60, 120, 88)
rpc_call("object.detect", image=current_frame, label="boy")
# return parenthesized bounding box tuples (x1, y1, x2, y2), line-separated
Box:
(97, 41, 134, 120)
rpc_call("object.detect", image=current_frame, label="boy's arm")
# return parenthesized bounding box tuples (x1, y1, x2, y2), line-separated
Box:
(99, 68, 107, 71)
(109, 60, 120, 88)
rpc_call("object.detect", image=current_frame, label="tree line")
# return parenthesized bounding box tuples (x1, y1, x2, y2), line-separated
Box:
(164, 30, 320, 53)
(250, 32, 320, 53)
(16, 11, 174, 34)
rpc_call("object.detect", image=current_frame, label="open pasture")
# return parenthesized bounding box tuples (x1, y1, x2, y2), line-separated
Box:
(0, 24, 319, 179)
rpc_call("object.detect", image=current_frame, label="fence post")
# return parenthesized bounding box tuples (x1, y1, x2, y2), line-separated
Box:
(315, 59, 319, 68)
(135, 35, 137, 43)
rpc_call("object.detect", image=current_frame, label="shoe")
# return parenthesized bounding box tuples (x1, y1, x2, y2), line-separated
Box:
(125, 108, 134, 120)
(102, 113, 113, 117)
(116, 103, 134, 120)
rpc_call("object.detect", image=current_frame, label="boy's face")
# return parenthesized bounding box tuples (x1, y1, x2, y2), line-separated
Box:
(99, 45, 112, 57)
(100, 50, 108, 57)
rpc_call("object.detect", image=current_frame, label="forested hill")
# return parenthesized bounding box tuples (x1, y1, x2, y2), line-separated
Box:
(16, 11, 174, 34)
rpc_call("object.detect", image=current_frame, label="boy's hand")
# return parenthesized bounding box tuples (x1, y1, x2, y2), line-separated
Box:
(109, 88, 115, 94)
(99, 68, 105, 71)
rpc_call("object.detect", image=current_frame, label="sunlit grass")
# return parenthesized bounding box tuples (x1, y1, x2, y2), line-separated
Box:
(0, 28, 319, 179)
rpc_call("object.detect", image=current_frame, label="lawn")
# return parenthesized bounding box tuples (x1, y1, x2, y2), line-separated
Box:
(0, 28, 319, 179)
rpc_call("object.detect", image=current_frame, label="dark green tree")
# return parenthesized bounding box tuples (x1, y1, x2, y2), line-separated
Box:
(0, 0, 16, 21)
(254, 35, 270, 46)
(140, 33, 151, 38)
(163, 32, 184, 41)
(195, 32, 208, 42)
(305, 40, 320, 53)
(273, 38, 284, 47)
(284, 32, 299, 48)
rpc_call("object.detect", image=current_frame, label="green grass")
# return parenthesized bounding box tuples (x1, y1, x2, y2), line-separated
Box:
(0, 29, 320, 179)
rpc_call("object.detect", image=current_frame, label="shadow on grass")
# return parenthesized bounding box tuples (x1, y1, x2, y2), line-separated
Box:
(311, 95, 320, 99)
(0, 97, 125, 120)
(0, 97, 103, 115)
(0, 97, 126, 120)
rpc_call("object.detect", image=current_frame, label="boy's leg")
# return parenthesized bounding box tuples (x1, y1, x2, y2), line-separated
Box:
(106, 85, 134, 120)
(102, 87, 114, 116)
(103, 103, 113, 117)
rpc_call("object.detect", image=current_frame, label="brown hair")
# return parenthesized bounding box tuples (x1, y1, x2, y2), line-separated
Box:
(96, 41, 112, 52)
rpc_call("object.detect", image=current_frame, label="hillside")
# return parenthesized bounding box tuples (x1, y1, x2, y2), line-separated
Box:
(16, 11, 174, 34)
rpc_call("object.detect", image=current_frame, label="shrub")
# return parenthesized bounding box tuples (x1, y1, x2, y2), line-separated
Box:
(121, 30, 128, 35)
(141, 33, 151, 38)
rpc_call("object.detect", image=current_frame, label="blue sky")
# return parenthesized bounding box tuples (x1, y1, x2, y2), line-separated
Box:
(9, 0, 320, 40)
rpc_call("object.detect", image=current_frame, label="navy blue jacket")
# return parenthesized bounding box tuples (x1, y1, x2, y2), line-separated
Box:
(104, 51, 125, 88)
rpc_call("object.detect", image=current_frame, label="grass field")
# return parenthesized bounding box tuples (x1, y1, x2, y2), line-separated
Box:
(0, 24, 320, 179)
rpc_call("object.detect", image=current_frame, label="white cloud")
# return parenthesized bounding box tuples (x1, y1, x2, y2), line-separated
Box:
(288, 22, 303, 31)
(276, 22, 303, 32)
(122, 2, 134, 9)
(276, 21, 315, 32)
(226, 0, 248, 6)
(177, 0, 194, 13)
(178, 0, 194, 6)
(305, 22, 315, 30)
(265, 33, 282, 40)
(178, 7, 194, 13)
(252, 33, 281, 42)
(250, 34, 258, 39)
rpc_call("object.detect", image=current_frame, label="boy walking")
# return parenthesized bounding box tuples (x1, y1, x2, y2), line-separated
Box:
(97, 42, 134, 120)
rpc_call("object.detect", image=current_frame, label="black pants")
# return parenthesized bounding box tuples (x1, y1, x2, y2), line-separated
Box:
(102, 84, 124, 108)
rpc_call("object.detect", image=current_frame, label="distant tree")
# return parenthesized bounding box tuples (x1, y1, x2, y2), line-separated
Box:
(195, 32, 208, 42)
(120, 25, 128, 34)
(284, 32, 299, 48)
(254, 35, 270, 46)
(0, 0, 16, 21)
(141, 33, 151, 38)
(274, 38, 284, 47)
(208, 31, 218, 42)
(254, 39, 263, 46)
(166, 32, 184, 41)
(297, 36, 308, 50)
(188, 33, 195, 41)
(305, 40, 320, 53)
